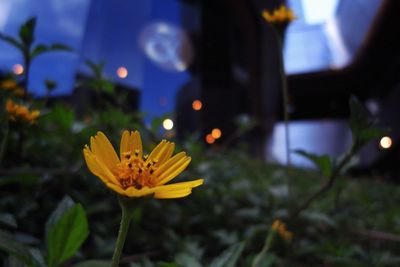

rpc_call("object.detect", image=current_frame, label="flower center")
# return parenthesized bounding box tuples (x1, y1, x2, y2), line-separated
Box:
(112, 150, 158, 190)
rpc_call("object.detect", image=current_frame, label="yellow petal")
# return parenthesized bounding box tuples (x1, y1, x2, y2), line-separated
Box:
(154, 188, 192, 199)
(106, 183, 128, 196)
(153, 179, 203, 198)
(84, 147, 120, 185)
(90, 132, 120, 170)
(125, 186, 156, 197)
(154, 179, 203, 191)
(156, 142, 175, 165)
(153, 152, 186, 176)
(156, 156, 192, 185)
(30, 110, 40, 119)
(120, 130, 133, 158)
(262, 11, 273, 22)
(83, 147, 106, 182)
(119, 130, 143, 159)
(146, 140, 168, 163)
(132, 131, 143, 157)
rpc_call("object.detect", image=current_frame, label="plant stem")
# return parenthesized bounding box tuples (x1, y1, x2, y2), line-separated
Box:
(251, 231, 276, 267)
(277, 35, 291, 167)
(0, 120, 9, 166)
(111, 197, 134, 267)
(23, 50, 31, 99)
(291, 149, 354, 219)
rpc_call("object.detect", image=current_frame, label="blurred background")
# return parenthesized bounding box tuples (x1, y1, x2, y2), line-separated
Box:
(0, 0, 399, 173)
(2, 1, 400, 266)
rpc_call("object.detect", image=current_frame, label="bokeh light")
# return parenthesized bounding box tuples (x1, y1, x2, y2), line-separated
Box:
(139, 22, 193, 72)
(162, 118, 174, 130)
(116, 67, 128, 78)
(379, 136, 392, 149)
(211, 128, 222, 139)
(205, 134, 215, 144)
(192, 100, 202, 111)
(12, 64, 24, 75)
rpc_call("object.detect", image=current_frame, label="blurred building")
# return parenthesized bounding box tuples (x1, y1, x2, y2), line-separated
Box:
(0, 0, 399, 173)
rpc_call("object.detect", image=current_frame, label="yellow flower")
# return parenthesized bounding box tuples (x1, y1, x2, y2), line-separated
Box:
(5, 99, 40, 123)
(1, 80, 18, 90)
(262, 5, 296, 24)
(272, 219, 293, 242)
(83, 131, 204, 199)
(1, 80, 25, 96)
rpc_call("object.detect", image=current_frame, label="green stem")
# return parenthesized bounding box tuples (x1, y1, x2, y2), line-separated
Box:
(23, 50, 31, 99)
(111, 197, 134, 267)
(277, 35, 291, 167)
(251, 231, 276, 267)
(291, 148, 355, 219)
(0, 120, 9, 166)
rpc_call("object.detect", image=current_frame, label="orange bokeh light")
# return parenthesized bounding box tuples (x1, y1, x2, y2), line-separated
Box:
(211, 128, 222, 139)
(192, 100, 202, 111)
(205, 134, 215, 144)
(116, 67, 128, 78)
(12, 64, 24, 75)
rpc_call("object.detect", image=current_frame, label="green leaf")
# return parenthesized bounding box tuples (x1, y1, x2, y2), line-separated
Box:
(71, 260, 111, 267)
(97, 80, 114, 93)
(7, 255, 25, 267)
(158, 262, 181, 267)
(0, 213, 17, 228)
(175, 253, 202, 267)
(30, 44, 48, 58)
(209, 242, 245, 267)
(46, 203, 89, 267)
(349, 96, 370, 133)
(19, 17, 36, 47)
(85, 60, 105, 78)
(348, 96, 387, 147)
(295, 150, 332, 177)
(0, 230, 40, 267)
(45, 196, 75, 237)
(46, 105, 75, 132)
(0, 33, 24, 51)
(31, 43, 73, 59)
(252, 254, 276, 267)
(358, 127, 387, 144)
(49, 43, 73, 51)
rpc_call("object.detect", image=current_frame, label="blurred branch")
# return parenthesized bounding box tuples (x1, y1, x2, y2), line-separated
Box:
(292, 97, 385, 219)
(291, 148, 354, 219)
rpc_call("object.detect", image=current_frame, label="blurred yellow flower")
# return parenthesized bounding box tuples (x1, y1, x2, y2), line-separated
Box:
(6, 99, 40, 123)
(262, 5, 296, 24)
(1, 80, 18, 90)
(84, 131, 203, 199)
(272, 219, 293, 241)
(1, 80, 25, 96)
